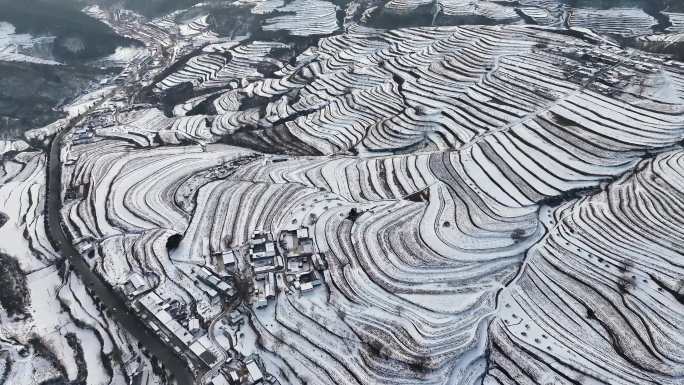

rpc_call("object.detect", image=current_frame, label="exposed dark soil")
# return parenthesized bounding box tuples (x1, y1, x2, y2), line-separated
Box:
(0, 252, 30, 318)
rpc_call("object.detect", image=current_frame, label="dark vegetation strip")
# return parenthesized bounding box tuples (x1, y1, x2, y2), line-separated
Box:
(0, 253, 30, 318)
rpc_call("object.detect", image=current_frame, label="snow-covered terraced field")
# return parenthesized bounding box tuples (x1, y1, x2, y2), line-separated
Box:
(155, 41, 291, 91)
(5, 1, 680, 383)
(156, 54, 229, 91)
(57, 21, 684, 384)
(198, 25, 683, 158)
(664, 12, 684, 33)
(568, 8, 658, 37)
(489, 150, 684, 385)
(262, 0, 340, 36)
(638, 31, 684, 52)
(382, 0, 520, 22)
(0, 151, 162, 385)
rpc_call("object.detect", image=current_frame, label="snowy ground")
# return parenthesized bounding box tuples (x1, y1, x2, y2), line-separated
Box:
(0, 151, 163, 385)
(0, 22, 60, 65)
(4, 1, 684, 385)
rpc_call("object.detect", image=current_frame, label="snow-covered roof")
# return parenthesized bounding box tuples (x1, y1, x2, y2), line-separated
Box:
(246, 360, 263, 382)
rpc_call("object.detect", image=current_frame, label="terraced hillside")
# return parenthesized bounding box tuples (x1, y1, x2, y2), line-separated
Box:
(54, 18, 684, 385)
(2, 1, 684, 384)
(488, 150, 684, 385)
(0, 146, 164, 385)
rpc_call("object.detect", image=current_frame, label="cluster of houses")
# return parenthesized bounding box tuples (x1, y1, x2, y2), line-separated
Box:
(559, 44, 668, 85)
(209, 355, 267, 385)
(133, 288, 278, 384)
(195, 266, 235, 306)
(246, 227, 327, 309)
(128, 266, 275, 384)
(70, 127, 96, 145)
(126, 258, 237, 370)
(134, 291, 220, 368)
(119, 225, 325, 382)
(124, 273, 149, 298)
(67, 108, 118, 145)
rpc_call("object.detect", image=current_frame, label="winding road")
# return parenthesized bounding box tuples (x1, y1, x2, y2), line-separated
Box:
(45, 130, 196, 385)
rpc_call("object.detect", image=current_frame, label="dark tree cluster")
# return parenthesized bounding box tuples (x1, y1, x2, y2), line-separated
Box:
(0, 252, 30, 318)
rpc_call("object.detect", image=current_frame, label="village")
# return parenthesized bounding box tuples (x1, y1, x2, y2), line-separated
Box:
(45, 6, 332, 382)
(109, 223, 328, 385)
(2, 0, 678, 384)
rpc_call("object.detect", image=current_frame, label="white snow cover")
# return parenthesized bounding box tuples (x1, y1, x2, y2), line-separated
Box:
(0, 150, 163, 385)
(19, 6, 684, 385)
(0, 22, 60, 65)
